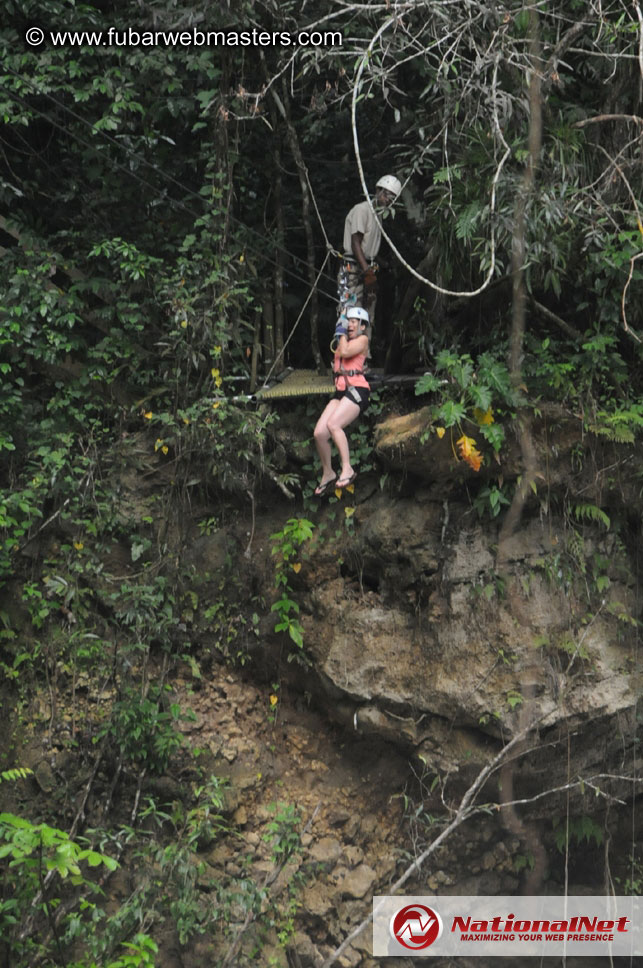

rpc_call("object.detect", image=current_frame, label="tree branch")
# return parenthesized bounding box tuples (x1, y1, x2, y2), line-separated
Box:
(544, 22, 588, 82)
(530, 299, 584, 341)
(320, 720, 543, 968)
(573, 113, 643, 128)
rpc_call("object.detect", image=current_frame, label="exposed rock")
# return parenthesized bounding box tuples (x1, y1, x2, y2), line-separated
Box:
(302, 883, 334, 917)
(287, 931, 325, 967)
(33, 759, 55, 793)
(374, 403, 631, 495)
(328, 807, 352, 826)
(308, 836, 343, 865)
(233, 805, 248, 826)
(334, 863, 377, 899)
(300, 481, 641, 807)
(344, 845, 364, 868)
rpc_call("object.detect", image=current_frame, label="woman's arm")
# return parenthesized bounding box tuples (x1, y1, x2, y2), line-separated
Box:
(336, 334, 368, 359)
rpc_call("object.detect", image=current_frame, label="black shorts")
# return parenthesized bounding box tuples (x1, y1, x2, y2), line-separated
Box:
(333, 385, 370, 414)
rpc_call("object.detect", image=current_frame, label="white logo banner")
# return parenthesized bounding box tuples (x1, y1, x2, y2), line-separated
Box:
(373, 895, 642, 957)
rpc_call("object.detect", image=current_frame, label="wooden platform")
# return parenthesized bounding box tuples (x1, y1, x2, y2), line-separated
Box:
(255, 368, 421, 400)
(255, 369, 334, 399)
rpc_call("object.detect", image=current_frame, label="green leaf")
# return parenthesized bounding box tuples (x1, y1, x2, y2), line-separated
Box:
(479, 423, 505, 452)
(469, 384, 492, 412)
(437, 400, 466, 427)
(415, 373, 442, 395)
(288, 623, 304, 648)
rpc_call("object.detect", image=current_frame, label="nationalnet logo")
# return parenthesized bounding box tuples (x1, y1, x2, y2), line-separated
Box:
(390, 903, 443, 950)
(373, 895, 642, 958)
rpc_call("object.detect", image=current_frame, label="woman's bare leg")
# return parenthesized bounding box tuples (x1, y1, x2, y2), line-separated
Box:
(314, 399, 342, 485)
(326, 396, 361, 482)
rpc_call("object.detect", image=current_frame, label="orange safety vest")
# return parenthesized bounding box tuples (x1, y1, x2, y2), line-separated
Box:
(333, 350, 370, 391)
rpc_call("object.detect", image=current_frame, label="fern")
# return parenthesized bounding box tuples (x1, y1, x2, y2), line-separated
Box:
(588, 422, 635, 443)
(0, 767, 32, 784)
(433, 164, 463, 184)
(589, 403, 643, 442)
(573, 504, 610, 530)
(553, 815, 604, 852)
(566, 528, 586, 574)
(455, 201, 483, 241)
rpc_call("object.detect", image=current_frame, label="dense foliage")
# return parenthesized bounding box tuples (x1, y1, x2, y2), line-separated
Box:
(1, 0, 642, 964)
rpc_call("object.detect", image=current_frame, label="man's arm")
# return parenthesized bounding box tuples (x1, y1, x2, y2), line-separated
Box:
(350, 232, 369, 273)
(351, 232, 378, 289)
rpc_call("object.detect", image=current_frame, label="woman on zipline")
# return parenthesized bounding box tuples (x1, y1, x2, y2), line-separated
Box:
(313, 306, 370, 496)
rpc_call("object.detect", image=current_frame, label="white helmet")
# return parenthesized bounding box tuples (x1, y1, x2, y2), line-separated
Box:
(376, 174, 402, 197)
(346, 306, 370, 324)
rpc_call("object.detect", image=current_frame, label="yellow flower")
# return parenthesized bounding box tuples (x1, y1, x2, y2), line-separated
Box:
(269, 694, 278, 706)
(143, 411, 153, 420)
(161, 445, 169, 455)
(182, 417, 190, 425)
(212, 401, 220, 410)
(435, 426, 446, 438)
(239, 253, 245, 263)
(215, 377, 222, 388)
(73, 541, 84, 551)
(474, 406, 494, 426)
(180, 319, 188, 329)
(154, 438, 163, 451)
(213, 345, 222, 356)
(211, 368, 220, 379)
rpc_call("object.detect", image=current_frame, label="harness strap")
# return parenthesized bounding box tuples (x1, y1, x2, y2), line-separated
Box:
(342, 256, 378, 268)
(334, 361, 367, 392)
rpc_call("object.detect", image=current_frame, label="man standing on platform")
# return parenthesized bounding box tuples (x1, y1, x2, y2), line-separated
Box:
(336, 175, 402, 336)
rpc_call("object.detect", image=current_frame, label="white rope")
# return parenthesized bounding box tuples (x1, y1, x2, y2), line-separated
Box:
(351, 7, 511, 298)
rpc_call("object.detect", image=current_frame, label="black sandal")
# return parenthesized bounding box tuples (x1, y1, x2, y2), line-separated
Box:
(336, 472, 357, 489)
(314, 476, 337, 497)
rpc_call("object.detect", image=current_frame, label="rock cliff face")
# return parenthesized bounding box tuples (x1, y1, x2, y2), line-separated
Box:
(274, 407, 642, 814)
(301, 485, 639, 801)
(245, 401, 642, 961)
